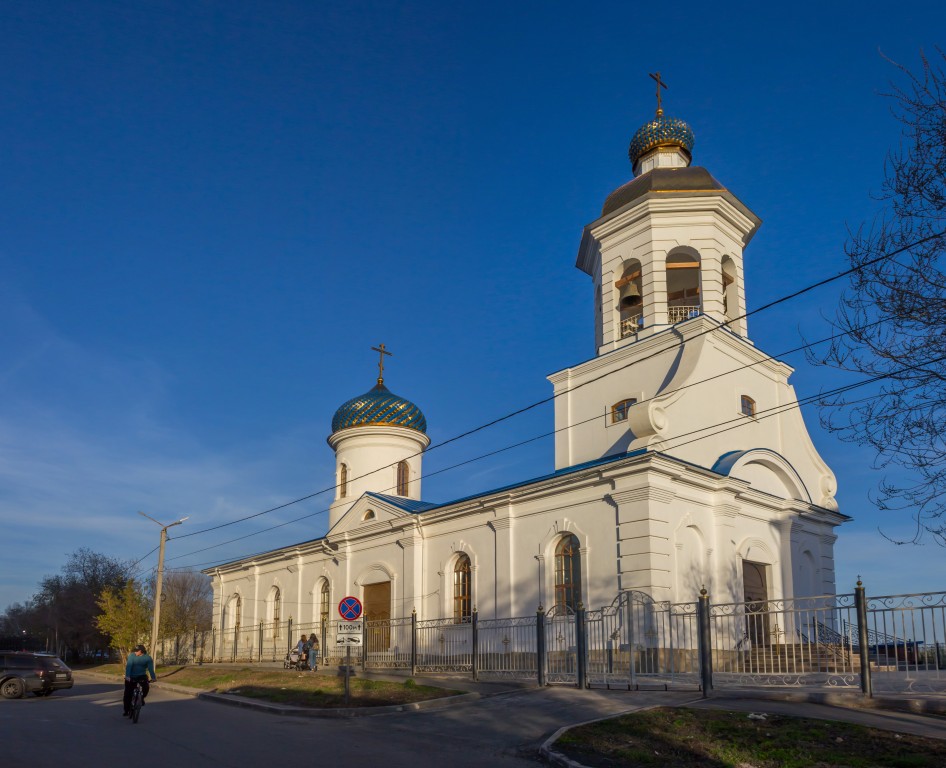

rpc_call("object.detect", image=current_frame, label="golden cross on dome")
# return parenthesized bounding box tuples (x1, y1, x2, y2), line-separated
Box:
(371, 343, 393, 385)
(649, 71, 668, 117)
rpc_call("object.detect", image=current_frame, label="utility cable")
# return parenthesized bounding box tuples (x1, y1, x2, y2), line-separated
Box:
(162, 338, 942, 572)
(171, 228, 944, 544)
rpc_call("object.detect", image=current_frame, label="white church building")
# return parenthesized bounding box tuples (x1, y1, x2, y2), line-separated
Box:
(207, 104, 847, 637)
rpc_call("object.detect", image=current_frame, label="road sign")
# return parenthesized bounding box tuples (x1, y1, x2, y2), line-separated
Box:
(338, 596, 363, 621)
(336, 619, 363, 646)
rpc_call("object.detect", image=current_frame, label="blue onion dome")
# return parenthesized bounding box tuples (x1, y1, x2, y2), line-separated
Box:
(331, 383, 427, 435)
(628, 114, 695, 167)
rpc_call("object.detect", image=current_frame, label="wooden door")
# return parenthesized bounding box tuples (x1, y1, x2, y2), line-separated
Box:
(743, 561, 770, 647)
(363, 582, 391, 651)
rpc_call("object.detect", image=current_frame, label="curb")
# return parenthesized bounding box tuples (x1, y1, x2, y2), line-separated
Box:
(199, 689, 483, 718)
(703, 688, 946, 717)
(72, 668, 536, 717)
(538, 697, 705, 768)
(73, 670, 205, 698)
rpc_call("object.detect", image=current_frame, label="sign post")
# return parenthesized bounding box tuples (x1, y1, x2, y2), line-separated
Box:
(337, 597, 363, 704)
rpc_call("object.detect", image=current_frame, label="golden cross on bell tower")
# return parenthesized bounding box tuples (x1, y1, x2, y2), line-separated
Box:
(371, 343, 393, 385)
(649, 71, 668, 117)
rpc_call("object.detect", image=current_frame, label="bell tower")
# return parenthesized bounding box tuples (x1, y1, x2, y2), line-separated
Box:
(577, 78, 760, 356)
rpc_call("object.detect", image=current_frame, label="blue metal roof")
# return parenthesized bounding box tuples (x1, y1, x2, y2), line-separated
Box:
(364, 492, 439, 514)
(375, 450, 650, 515)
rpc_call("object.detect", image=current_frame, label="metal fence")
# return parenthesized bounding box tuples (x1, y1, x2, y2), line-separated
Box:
(708, 592, 861, 689)
(153, 584, 946, 696)
(478, 614, 538, 680)
(864, 591, 946, 694)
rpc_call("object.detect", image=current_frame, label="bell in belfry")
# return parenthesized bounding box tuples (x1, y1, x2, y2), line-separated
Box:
(619, 281, 642, 309)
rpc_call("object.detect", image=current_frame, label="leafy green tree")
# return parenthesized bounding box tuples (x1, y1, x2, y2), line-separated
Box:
(96, 580, 151, 665)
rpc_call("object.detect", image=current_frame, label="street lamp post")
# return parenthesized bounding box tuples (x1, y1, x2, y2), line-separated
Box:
(139, 512, 189, 654)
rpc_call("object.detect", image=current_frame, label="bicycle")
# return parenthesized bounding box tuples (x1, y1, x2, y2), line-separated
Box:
(129, 679, 147, 724)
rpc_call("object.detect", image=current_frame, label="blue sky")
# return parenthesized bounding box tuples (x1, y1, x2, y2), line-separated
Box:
(2, 1, 944, 611)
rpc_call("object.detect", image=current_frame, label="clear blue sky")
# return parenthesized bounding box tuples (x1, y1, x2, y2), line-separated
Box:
(2, 1, 943, 611)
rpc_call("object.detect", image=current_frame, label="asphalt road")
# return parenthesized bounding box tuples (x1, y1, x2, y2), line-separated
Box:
(1, 677, 700, 768)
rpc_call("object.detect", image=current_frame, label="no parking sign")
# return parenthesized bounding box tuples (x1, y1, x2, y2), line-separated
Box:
(338, 596, 363, 620)
(337, 596, 363, 646)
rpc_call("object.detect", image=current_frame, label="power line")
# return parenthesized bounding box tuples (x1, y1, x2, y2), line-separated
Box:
(164, 321, 934, 572)
(156, 313, 895, 566)
(138, 229, 945, 567)
(163, 356, 923, 573)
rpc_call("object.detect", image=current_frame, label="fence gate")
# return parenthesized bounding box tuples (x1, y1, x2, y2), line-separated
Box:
(585, 590, 700, 688)
(545, 605, 578, 684)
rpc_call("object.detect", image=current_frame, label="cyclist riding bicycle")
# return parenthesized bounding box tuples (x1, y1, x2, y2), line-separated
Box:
(123, 644, 157, 717)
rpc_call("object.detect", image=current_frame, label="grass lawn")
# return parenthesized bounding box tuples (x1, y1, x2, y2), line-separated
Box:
(554, 707, 946, 768)
(82, 663, 460, 708)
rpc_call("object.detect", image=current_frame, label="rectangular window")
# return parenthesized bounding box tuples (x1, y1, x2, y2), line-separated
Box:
(741, 395, 756, 418)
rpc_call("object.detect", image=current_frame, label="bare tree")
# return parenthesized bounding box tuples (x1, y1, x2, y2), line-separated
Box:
(31, 548, 132, 658)
(810, 50, 946, 545)
(155, 570, 213, 638)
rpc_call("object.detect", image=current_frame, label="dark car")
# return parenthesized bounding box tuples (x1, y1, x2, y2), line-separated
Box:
(0, 652, 73, 699)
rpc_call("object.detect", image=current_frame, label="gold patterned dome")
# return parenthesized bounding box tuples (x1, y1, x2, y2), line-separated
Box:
(628, 115, 695, 167)
(331, 383, 427, 434)
(627, 71, 695, 169)
(331, 344, 426, 434)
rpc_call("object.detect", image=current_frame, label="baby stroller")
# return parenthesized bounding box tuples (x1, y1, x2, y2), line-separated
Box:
(283, 648, 306, 671)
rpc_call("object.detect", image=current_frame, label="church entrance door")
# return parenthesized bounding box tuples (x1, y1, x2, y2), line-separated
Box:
(743, 561, 770, 648)
(364, 581, 391, 651)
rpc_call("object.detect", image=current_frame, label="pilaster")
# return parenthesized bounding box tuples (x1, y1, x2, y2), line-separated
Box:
(488, 513, 514, 618)
(610, 485, 674, 600)
(397, 534, 422, 617)
(711, 501, 739, 602)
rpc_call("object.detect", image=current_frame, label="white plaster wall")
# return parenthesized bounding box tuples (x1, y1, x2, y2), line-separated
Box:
(209, 445, 848, 635)
(327, 424, 429, 528)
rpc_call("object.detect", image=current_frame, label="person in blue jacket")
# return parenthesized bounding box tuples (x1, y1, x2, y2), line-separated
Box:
(123, 644, 157, 716)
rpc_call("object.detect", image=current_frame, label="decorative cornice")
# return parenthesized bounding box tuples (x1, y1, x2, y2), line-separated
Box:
(609, 487, 674, 505)
(713, 504, 739, 519)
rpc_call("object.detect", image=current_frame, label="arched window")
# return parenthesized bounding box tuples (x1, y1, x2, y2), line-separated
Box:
(362, 509, 375, 521)
(233, 594, 242, 631)
(616, 260, 644, 338)
(396, 460, 410, 496)
(271, 587, 281, 637)
(741, 395, 756, 418)
(722, 255, 738, 321)
(611, 398, 637, 424)
(666, 251, 701, 324)
(339, 463, 348, 498)
(554, 535, 582, 611)
(319, 581, 330, 628)
(453, 554, 472, 623)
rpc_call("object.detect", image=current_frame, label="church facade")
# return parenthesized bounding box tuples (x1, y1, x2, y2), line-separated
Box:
(207, 106, 847, 636)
